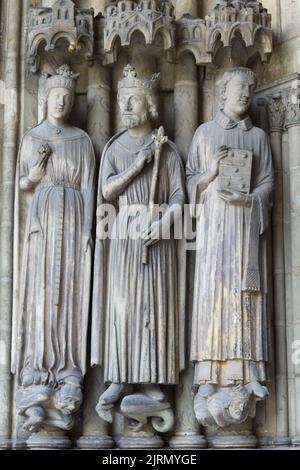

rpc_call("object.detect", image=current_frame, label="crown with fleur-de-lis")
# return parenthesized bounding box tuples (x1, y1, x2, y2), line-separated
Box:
(44, 64, 80, 94)
(118, 64, 160, 92)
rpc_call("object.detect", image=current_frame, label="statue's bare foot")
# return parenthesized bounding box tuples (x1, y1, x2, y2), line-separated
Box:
(140, 384, 166, 402)
(23, 406, 45, 433)
(246, 381, 269, 399)
(98, 383, 127, 405)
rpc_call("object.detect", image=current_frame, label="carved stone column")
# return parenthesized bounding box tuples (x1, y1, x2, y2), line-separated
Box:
(0, 0, 21, 450)
(174, 53, 199, 163)
(169, 258, 207, 449)
(265, 94, 290, 447)
(11, 1, 41, 449)
(169, 0, 206, 450)
(77, 25, 112, 449)
(174, 0, 199, 18)
(285, 80, 300, 447)
(89, 0, 110, 13)
(87, 63, 111, 160)
(77, 367, 114, 449)
(173, 0, 199, 163)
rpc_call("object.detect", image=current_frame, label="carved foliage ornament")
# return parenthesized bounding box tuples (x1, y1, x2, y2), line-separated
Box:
(266, 93, 286, 132)
(284, 80, 300, 127)
(262, 81, 300, 132)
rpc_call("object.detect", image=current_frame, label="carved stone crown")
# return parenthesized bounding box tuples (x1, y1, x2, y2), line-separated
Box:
(45, 64, 80, 93)
(218, 66, 257, 89)
(118, 64, 160, 91)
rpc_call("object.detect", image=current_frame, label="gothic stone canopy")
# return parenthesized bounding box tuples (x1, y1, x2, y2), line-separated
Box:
(27, 0, 273, 72)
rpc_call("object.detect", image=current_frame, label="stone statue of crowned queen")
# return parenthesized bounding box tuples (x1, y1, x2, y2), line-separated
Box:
(92, 65, 186, 437)
(12, 65, 95, 434)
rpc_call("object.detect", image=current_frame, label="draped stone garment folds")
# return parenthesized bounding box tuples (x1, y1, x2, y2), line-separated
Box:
(186, 111, 274, 387)
(12, 127, 96, 386)
(92, 131, 186, 385)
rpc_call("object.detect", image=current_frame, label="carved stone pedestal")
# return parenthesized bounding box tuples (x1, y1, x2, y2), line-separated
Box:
(76, 435, 114, 449)
(291, 436, 300, 447)
(11, 438, 28, 450)
(209, 434, 258, 449)
(0, 437, 12, 449)
(208, 419, 258, 449)
(27, 431, 72, 450)
(273, 437, 291, 447)
(117, 422, 165, 449)
(117, 435, 165, 450)
(169, 433, 207, 449)
(258, 436, 291, 448)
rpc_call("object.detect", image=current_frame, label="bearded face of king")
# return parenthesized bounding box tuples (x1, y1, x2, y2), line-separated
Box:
(118, 87, 150, 129)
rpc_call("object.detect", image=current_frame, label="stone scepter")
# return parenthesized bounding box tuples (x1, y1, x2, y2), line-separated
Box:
(142, 125, 168, 264)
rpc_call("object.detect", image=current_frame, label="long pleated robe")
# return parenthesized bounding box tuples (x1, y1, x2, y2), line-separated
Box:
(186, 111, 274, 387)
(12, 125, 95, 386)
(92, 131, 186, 385)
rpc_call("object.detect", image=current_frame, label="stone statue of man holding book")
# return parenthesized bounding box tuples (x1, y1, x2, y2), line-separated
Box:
(186, 67, 274, 428)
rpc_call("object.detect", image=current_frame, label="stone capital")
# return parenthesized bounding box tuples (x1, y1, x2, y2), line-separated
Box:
(266, 93, 285, 133)
(283, 80, 300, 128)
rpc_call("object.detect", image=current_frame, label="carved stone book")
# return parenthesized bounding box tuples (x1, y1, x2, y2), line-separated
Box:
(218, 148, 253, 194)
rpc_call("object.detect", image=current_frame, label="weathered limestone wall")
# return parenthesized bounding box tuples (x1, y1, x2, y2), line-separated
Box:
(0, 0, 299, 449)
(262, 0, 300, 79)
